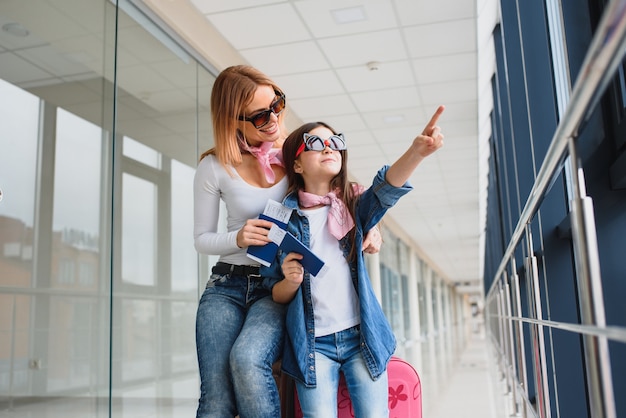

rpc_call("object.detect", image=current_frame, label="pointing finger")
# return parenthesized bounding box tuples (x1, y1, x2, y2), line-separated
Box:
(423, 105, 445, 136)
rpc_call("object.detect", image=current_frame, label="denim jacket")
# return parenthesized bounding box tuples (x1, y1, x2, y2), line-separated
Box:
(261, 165, 412, 387)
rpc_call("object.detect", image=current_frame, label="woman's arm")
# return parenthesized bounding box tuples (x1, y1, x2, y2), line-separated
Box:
(193, 158, 240, 255)
(193, 156, 276, 255)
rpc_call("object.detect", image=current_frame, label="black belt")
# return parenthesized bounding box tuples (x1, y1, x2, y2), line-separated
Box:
(212, 262, 261, 279)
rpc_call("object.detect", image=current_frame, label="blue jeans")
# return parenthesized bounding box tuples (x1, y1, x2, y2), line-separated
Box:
(295, 326, 389, 418)
(195, 272, 286, 418)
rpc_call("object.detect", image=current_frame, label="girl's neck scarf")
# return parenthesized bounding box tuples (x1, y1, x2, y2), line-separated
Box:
(298, 188, 354, 240)
(239, 136, 283, 184)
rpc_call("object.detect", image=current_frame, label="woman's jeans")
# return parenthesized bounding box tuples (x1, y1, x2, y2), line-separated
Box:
(295, 326, 389, 418)
(195, 272, 286, 418)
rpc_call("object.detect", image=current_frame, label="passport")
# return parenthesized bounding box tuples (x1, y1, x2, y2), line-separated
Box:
(267, 225, 327, 277)
(246, 199, 327, 276)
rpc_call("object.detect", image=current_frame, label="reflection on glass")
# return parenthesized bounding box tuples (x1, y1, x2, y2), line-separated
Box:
(0, 0, 214, 414)
(0, 80, 39, 288)
(122, 173, 156, 286)
(124, 136, 161, 169)
(171, 160, 196, 293)
(54, 108, 102, 287)
(121, 299, 157, 382)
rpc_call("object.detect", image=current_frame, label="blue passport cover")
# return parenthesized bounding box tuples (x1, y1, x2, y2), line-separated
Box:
(246, 200, 326, 276)
(246, 213, 285, 267)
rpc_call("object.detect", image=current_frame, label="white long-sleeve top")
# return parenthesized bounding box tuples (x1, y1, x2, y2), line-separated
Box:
(193, 154, 288, 266)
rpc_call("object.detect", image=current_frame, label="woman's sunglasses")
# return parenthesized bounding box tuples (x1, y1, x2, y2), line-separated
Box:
(238, 91, 286, 129)
(295, 133, 347, 157)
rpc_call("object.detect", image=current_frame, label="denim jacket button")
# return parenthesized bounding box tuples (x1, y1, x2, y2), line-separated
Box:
(309, 366, 315, 371)
(308, 353, 314, 358)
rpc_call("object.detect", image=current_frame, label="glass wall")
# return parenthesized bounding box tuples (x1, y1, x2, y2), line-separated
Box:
(0, 0, 214, 415)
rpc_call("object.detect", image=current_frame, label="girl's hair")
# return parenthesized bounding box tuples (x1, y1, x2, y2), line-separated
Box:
(200, 65, 286, 167)
(282, 122, 361, 262)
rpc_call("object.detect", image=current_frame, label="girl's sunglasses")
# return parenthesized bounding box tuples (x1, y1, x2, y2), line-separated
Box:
(295, 133, 347, 157)
(238, 91, 286, 129)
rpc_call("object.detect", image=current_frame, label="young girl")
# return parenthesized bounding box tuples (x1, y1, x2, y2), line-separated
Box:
(270, 106, 444, 417)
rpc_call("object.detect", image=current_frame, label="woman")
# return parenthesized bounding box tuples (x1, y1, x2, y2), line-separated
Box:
(193, 65, 382, 418)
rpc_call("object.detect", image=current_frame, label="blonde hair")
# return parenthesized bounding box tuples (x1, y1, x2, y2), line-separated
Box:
(200, 65, 286, 169)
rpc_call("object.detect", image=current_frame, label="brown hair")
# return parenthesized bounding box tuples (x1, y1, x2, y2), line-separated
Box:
(282, 122, 361, 262)
(200, 65, 286, 168)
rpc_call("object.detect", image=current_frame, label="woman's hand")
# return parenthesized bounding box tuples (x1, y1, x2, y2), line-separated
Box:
(236, 218, 274, 248)
(363, 226, 382, 254)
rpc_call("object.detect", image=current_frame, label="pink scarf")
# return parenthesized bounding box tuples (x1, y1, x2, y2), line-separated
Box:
(298, 189, 354, 240)
(239, 138, 283, 184)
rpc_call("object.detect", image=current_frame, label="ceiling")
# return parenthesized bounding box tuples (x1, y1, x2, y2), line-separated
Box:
(0, 0, 499, 297)
(159, 0, 500, 295)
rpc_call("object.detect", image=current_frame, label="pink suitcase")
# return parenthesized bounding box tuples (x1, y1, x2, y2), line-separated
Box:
(294, 356, 422, 417)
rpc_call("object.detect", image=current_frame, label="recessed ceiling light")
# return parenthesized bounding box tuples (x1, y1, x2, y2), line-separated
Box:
(2, 22, 29, 37)
(331, 6, 367, 24)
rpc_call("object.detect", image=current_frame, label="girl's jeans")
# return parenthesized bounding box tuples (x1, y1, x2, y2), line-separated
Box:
(195, 272, 286, 418)
(295, 326, 389, 418)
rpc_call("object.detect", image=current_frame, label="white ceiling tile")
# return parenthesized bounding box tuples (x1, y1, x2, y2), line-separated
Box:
(336, 61, 414, 92)
(412, 53, 477, 84)
(404, 19, 477, 58)
(15, 45, 90, 77)
(395, 0, 476, 26)
(272, 70, 343, 98)
(205, 4, 309, 49)
(289, 94, 356, 119)
(190, 0, 283, 14)
(361, 106, 423, 130)
(240, 41, 329, 75)
(0, 52, 54, 83)
(440, 102, 478, 123)
(319, 114, 367, 133)
(351, 87, 421, 113)
(419, 80, 477, 107)
(443, 119, 479, 138)
(318, 30, 406, 67)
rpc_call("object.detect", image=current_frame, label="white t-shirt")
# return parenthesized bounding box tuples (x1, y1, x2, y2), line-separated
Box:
(193, 154, 288, 265)
(304, 206, 360, 337)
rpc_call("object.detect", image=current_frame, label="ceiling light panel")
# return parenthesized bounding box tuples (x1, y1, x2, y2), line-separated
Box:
(294, 1, 396, 37)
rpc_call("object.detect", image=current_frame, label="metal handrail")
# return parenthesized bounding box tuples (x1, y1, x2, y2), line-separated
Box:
(486, 1, 626, 417)
(488, 0, 626, 294)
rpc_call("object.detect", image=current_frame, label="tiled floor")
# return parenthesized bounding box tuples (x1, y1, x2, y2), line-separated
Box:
(1, 333, 503, 418)
(426, 332, 500, 418)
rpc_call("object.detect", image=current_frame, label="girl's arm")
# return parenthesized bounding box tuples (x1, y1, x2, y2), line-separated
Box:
(385, 105, 445, 187)
(272, 252, 305, 304)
